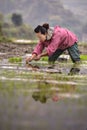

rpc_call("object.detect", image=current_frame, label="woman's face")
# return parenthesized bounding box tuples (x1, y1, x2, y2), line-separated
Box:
(36, 32, 47, 42)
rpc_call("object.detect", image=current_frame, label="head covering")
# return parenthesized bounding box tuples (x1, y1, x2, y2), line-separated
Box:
(46, 27, 54, 40)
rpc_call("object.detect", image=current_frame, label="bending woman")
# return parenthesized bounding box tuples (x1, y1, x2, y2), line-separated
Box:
(26, 23, 80, 73)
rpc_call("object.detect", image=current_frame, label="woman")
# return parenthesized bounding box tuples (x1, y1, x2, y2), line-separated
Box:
(26, 23, 80, 73)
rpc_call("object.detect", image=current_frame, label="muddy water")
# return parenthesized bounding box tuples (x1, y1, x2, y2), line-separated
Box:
(0, 60, 87, 130)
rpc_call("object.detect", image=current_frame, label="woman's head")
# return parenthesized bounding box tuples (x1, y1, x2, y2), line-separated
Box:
(34, 23, 49, 42)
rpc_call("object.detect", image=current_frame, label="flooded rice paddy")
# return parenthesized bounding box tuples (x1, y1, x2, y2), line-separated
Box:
(0, 58, 87, 130)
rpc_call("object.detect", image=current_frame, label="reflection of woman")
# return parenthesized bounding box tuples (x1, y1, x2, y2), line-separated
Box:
(32, 83, 50, 103)
(32, 82, 59, 103)
(32, 92, 47, 103)
(32, 91, 59, 103)
(32, 80, 76, 103)
(26, 23, 80, 73)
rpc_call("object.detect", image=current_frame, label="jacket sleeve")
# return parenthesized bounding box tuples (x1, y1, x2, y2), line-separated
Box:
(46, 31, 61, 56)
(32, 42, 44, 55)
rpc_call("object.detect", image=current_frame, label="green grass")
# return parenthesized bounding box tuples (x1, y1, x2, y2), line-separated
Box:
(78, 42, 87, 47)
(8, 57, 22, 63)
(80, 55, 87, 60)
(41, 56, 48, 61)
(41, 55, 87, 61)
(0, 36, 12, 43)
(7, 54, 87, 65)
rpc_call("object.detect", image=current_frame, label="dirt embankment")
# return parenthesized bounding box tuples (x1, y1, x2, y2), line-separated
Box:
(0, 42, 87, 59)
(0, 42, 35, 59)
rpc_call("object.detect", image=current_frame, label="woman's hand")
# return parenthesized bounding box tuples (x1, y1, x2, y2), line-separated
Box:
(26, 54, 37, 63)
(34, 55, 41, 61)
(26, 56, 33, 63)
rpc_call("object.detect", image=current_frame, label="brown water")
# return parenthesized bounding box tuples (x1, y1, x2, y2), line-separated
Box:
(0, 60, 87, 130)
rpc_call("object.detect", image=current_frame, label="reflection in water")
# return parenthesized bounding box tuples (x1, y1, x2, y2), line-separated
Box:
(0, 76, 87, 130)
(32, 92, 47, 103)
(0, 56, 87, 130)
(32, 81, 76, 103)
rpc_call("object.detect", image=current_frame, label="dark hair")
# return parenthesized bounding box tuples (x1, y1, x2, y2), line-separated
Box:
(42, 23, 49, 30)
(34, 23, 49, 35)
(34, 25, 46, 34)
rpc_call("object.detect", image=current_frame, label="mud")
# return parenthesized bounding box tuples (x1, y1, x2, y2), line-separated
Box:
(0, 42, 34, 59)
(0, 42, 87, 59)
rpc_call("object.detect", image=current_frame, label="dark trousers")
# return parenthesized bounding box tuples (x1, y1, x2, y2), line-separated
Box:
(48, 43, 80, 63)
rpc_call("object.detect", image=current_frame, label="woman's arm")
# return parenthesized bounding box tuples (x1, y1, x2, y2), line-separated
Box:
(40, 51, 48, 57)
(32, 42, 44, 55)
(34, 51, 48, 61)
(26, 42, 45, 62)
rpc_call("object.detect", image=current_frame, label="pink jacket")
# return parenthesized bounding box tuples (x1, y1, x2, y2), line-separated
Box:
(32, 26, 78, 56)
